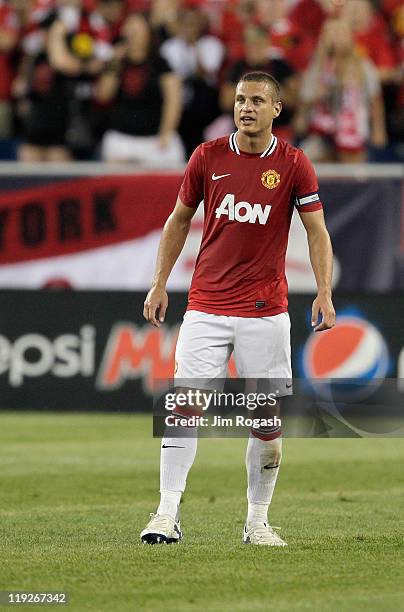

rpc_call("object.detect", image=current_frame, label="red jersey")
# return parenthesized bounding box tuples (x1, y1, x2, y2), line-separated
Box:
(179, 134, 322, 318)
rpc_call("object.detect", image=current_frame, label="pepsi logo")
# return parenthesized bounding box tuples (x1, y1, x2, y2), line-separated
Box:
(303, 315, 389, 401)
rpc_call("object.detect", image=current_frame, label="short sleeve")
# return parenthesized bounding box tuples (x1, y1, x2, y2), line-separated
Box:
(293, 150, 323, 213)
(179, 145, 205, 208)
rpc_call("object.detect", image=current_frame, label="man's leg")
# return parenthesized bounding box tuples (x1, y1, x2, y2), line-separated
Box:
(234, 312, 291, 546)
(141, 311, 232, 544)
(245, 432, 282, 526)
(157, 417, 198, 521)
(140, 408, 199, 545)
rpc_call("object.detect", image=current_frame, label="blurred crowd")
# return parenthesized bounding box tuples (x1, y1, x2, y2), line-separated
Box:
(0, 0, 402, 164)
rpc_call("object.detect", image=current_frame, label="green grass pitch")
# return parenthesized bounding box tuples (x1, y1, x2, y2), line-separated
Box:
(1, 412, 403, 612)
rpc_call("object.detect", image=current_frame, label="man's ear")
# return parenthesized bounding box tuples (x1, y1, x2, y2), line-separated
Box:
(273, 101, 282, 118)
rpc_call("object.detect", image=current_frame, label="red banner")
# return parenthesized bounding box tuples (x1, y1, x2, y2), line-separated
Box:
(0, 175, 182, 264)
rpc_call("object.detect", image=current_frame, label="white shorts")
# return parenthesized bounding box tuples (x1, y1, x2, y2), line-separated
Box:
(101, 130, 185, 167)
(174, 310, 292, 395)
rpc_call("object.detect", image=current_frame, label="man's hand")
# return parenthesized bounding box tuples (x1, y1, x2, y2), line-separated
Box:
(311, 292, 336, 332)
(143, 285, 168, 327)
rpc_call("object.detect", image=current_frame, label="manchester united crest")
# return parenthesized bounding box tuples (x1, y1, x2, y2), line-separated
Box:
(261, 169, 281, 190)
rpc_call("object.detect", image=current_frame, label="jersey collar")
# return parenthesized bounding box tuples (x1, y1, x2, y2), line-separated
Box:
(229, 132, 277, 157)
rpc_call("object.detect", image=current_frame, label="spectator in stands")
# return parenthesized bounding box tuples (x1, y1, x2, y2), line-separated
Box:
(160, 6, 225, 158)
(12, 1, 72, 161)
(255, 0, 315, 71)
(219, 23, 297, 141)
(295, 17, 387, 162)
(0, 0, 19, 140)
(149, 0, 181, 44)
(97, 12, 184, 166)
(211, 0, 256, 62)
(46, 0, 115, 159)
(342, 0, 397, 84)
(3, 0, 398, 162)
(85, 0, 126, 143)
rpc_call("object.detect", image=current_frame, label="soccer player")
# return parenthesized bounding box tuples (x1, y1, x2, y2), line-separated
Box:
(141, 71, 336, 546)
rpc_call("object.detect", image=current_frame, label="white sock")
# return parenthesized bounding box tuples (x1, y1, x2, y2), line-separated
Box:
(246, 435, 282, 526)
(247, 502, 268, 525)
(157, 490, 182, 521)
(157, 427, 198, 520)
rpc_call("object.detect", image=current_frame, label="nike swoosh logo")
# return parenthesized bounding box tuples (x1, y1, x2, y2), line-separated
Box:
(286, 383, 293, 388)
(162, 444, 185, 448)
(212, 173, 231, 181)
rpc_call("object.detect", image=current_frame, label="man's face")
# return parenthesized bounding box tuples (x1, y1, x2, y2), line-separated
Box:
(234, 80, 281, 135)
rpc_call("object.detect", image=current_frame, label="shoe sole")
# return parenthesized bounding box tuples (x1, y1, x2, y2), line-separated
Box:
(141, 533, 182, 545)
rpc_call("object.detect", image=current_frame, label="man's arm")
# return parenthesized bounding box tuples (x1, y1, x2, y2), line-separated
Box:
(143, 198, 198, 327)
(48, 21, 82, 76)
(158, 72, 182, 148)
(298, 209, 336, 332)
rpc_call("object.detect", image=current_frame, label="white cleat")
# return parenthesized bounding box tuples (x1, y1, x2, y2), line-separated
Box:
(243, 523, 288, 547)
(140, 513, 182, 545)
